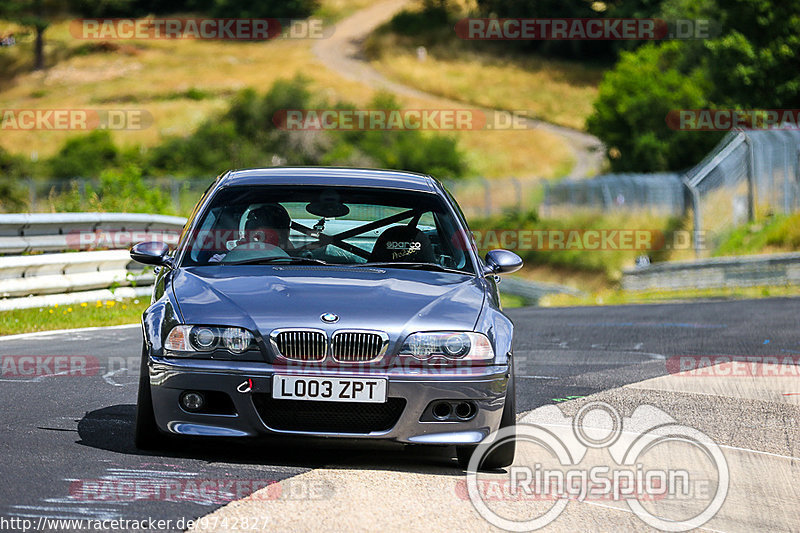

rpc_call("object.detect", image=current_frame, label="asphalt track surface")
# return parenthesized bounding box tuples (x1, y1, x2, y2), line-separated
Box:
(1, 297, 799, 531)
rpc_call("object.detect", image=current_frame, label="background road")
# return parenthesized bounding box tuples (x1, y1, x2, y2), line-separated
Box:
(312, 0, 605, 179)
(1, 297, 799, 531)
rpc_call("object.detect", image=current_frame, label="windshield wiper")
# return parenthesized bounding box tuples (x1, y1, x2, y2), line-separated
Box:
(223, 257, 331, 266)
(357, 262, 471, 275)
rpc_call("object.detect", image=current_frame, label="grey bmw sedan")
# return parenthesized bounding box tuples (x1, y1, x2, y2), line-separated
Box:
(131, 167, 522, 469)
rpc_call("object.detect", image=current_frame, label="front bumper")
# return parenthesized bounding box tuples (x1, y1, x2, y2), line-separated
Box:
(148, 357, 510, 445)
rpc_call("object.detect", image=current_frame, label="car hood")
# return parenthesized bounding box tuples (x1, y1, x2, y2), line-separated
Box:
(172, 265, 486, 341)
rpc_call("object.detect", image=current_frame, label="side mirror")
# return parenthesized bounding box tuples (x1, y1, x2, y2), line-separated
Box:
(130, 241, 172, 267)
(484, 249, 523, 275)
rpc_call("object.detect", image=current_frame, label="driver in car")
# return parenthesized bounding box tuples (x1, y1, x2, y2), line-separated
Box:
(209, 204, 293, 262)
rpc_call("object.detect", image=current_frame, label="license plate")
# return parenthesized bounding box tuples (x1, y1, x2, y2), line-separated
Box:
(272, 375, 387, 403)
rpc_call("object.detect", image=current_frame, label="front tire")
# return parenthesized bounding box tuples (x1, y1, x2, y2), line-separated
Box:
(134, 345, 168, 450)
(457, 377, 516, 470)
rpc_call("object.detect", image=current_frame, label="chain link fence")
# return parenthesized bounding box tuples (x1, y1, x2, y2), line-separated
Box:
(443, 177, 540, 219)
(19, 177, 214, 215)
(685, 129, 800, 256)
(538, 129, 800, 257)
(541, 173, 685, 216)
(15, 176, 539, 219)
(14, 128, 799, 247)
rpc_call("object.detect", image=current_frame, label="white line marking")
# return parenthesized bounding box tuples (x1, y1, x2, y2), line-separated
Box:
(718, 444, 800, 462)
(0, 323, 139, 342)
(517, 375, 560, 380)
(0, 369, 74, 383)
(579, 500, 729, 533)
(101, 368, 128, 387)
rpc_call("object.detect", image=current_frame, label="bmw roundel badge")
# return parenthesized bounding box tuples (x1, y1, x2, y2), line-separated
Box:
(321, 313, 339, 323)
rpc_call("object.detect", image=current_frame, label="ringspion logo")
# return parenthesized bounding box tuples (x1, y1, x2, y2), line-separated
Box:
(464, 402, 728, 531)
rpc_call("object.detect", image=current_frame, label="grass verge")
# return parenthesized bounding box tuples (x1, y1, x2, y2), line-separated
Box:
(0, 1, 574, 180)
(0, 298, 147, 336)
(470, 209, 687, 283)
(365, 10, 604, 131)
(713, 213, 800, 257)
(499, 292, 528, 309)
(540, 285, 800, 307)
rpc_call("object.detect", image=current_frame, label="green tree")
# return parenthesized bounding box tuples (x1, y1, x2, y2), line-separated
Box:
(705, 0, 800, 108)
(211, 0, 319, 19)
(587, 0, 800, 172)
(0, 0, 70, 70)
(587, 41, 720, 171)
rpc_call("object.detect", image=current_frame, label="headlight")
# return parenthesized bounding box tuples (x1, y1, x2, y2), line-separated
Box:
(165, 325, 255, 355)
(399, 332, 494, 364)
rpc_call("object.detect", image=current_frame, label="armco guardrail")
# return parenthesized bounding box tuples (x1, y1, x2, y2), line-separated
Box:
(621, 252, 800, 291)
(0, 251, 152, 298)
(499, 277, 583, 304)
(0, 213, 186, 254)
(0, 212, 578, 310)
(0, 213, 186, 310)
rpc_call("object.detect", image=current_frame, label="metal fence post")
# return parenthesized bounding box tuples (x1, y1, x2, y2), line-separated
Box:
(512, 177, 522, 212)
(27, 179, 36, 212)
(541, 182, 550, 217)
(482, 178, 491, 217)
(783, 134, 791, 214)
(79, 180, 86, 207)
(171, 179, 181, 212)
(744, 133, 756, 221)
(683, 177, 703, 259)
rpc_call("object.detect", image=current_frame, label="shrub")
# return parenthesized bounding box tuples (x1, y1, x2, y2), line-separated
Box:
(328, 92, 466, 178)
(0, 146, 32, 212)
(210, 0, 319, 19)
(48, 131, 121, 179)
(67, 0, 318, 18)
(389, 4, 451, 36)
(470, 209, 683, 280)
(148, 78, 467, 178)
(49, 165, 173, 214)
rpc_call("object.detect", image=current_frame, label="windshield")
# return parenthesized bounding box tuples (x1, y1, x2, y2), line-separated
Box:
(180, 185, 474, 273)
